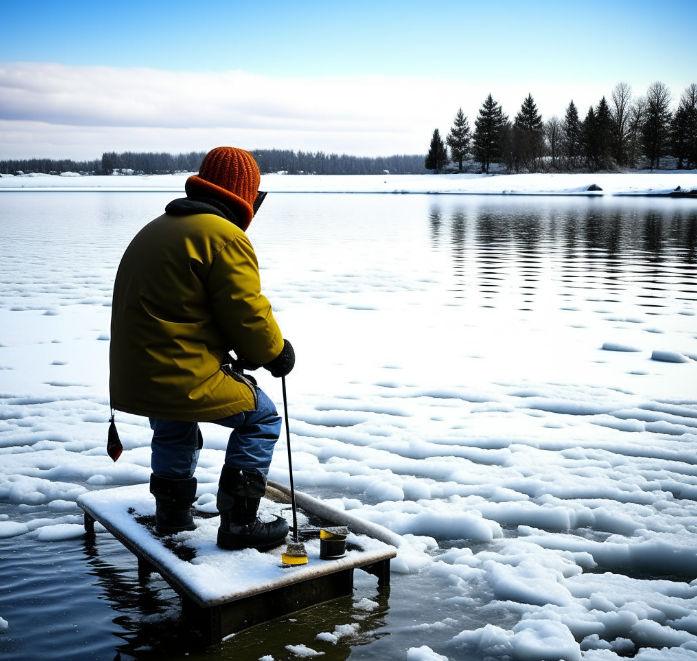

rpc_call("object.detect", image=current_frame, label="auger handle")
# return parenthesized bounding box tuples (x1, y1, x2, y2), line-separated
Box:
(281, 375, 299, 543)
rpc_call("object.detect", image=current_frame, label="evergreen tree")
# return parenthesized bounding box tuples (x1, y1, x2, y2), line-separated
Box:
(582, 106, 600, 170)
(595, 96, 614, 169)
(672, 100, 691, 170)
(425, 129, 449, 173)
(562, 100, 582, 169)
(446, 108, 471, 172)
(473, 94, 507, 173)
(513, 93, 545, 170)
(642, 81, 672, 170)
(672, 83, 697, 170)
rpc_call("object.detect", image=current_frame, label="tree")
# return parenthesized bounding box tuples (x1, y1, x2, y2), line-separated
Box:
(595, 96, 614, 169)
(610, 82, 633, 167)
(642, 81, 672, 170)
(562, 100, 582, 169)
(544, 117, 563, 170)
(582, 106, 600, 170)
(514, 93, 545, 171)
(671, 83, 697, 170)
(626, 97, 646, 169)
(446, 108, 471, 172)
(473, 94, 507, 173)
(425, 129, 449, 173)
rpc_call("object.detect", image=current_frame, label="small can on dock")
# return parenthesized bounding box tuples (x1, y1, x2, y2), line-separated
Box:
(319, 526, 349, 559)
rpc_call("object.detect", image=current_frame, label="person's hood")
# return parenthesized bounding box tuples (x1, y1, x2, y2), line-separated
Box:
(164, 196, 244, 231)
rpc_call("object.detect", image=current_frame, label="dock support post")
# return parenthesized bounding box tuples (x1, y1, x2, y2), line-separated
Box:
(183, 597, 222, 645)
(363, 559, 390, 587)
(84, 512, 95, 535)
(138, 556, 156, 581)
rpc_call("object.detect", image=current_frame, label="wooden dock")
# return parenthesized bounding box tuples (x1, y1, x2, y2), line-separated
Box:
(78, 482, 396, 644)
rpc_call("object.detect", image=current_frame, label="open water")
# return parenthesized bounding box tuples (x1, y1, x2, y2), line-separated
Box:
(0, 192, 696, 660)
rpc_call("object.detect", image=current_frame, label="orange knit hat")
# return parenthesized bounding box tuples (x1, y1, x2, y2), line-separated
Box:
(185, 147, 261, 230)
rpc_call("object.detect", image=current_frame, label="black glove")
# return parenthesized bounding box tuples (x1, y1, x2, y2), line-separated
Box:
(227, 355, 261, 372)
(264, 339, 295, 378)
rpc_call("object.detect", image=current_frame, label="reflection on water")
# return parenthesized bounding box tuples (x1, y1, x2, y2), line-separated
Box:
(431, 199, 697, 314)
(1, 193, 696, 659)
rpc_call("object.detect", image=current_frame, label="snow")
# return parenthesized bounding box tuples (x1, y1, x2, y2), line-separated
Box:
(0, 171, 696, 197)
(1, 191, 697, 658)
(285, 643, 324, 657)
(406, 645, 449, 660)
(651, 350, 689, 363)
(33, 522, 85, 541)
(315, 622, 359, 644)
(77, 483, 394, 604)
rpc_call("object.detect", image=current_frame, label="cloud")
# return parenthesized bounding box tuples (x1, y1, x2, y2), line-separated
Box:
(0, 62, 660, 158)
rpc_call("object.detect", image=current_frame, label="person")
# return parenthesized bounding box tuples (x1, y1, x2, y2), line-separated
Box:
(109, 147, 293, 551)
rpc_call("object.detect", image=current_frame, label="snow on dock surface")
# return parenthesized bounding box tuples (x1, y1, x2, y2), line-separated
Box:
(1, 191, 697, 659)
(1, 170, 696, 197)
(78, 484, 394, 606)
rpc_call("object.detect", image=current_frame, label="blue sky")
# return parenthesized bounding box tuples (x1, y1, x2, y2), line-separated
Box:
(2, 0, 695, 81)
(0, 0, 695, 158)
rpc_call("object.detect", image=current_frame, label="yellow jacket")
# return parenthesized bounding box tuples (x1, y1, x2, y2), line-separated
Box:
(109, 207, 283, 421)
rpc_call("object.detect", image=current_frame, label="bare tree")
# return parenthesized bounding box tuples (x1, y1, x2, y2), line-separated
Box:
(626, 97, 646, 169)
(544, 116, 563, 170)
(610, 82, 632, 167)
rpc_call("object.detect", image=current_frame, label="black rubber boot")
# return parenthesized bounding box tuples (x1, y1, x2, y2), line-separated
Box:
(149, 474, 197, 535)
(216, 465, 289, 551)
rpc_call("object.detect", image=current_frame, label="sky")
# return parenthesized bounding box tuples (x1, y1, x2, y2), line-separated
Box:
(0, 0, 695, 159)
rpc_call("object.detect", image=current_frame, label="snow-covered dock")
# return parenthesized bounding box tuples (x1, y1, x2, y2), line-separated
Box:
(77, 482, 396, 644)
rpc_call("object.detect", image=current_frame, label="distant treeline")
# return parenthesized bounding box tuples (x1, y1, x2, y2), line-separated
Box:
(427, 81, 697, 174)
(0, 150, 427, 176)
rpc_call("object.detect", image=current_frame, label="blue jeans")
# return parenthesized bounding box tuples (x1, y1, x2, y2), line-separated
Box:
(150, 388, 282, 479)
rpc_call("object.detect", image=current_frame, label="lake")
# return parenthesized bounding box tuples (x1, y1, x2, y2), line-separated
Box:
(1, 192, 696, 660)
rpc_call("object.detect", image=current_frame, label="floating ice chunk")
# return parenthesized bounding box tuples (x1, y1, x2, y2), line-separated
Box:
(611, 638, 635, 654)
(511, 619, 581, 661)
(285, 644, 324, 657)
(365, 481, 404, 501)
(48, 499, 79, 511)
(451, 624, 513, 655)
(631, 619, 697, 648)
(259, 656, 274, 661)
(402, 480, 432, 501)
(486, 559, 574, 607)
(670, 615, 697, 635)
(315, 623, 358, 644)
(602, 342, 641, 352)
(0, 521, 29, 538)
(651, 350, 688, 363)
(406, 646, 449, 661)
(35, 523, 85, 541)
(0, 616, 8, 631)
(581, 634, 613, 650)
(87, 475, 114, 485)
(354, 597, 379, 611)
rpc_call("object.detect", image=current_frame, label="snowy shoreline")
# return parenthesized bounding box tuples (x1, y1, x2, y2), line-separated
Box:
(1, 171, 696, 197)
